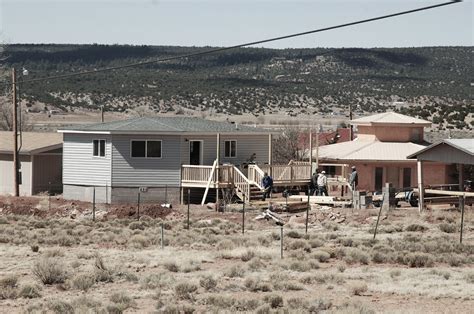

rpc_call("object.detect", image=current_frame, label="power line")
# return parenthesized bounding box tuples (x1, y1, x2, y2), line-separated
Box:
(5, 0, 462, 86)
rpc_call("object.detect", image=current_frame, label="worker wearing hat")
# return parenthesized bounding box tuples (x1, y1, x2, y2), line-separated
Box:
(317, 170, 328, 196)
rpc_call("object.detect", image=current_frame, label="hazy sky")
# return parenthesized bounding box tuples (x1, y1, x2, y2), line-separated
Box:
(0, 0, 472, 49)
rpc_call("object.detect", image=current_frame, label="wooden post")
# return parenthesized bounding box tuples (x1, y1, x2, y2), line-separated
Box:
(160, 223, 164, 249)
(280, 226, 284, 259)
(187, 188, 190, 230)
(305, 188, 310, 234)
(92, 187, 96, 222)
(373, 193, 384, 239)
(100, 105, 104, 123)
(460, 195, 465, 244)
(216, 133, 220, 211)
(268, 133, 272, 177)
(315, 125, 319, 171)
(137, 192, 140, 221)
(12, 68, 19, 197)
(309, 130, 313, 164)
(242, 196, 245, 234)
(417, 160, 424, 213)
(458, 163, 464, 218)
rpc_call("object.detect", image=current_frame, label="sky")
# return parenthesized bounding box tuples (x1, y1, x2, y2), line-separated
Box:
(0, 0, 472, 49)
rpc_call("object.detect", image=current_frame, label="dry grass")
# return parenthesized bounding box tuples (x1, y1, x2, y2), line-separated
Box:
(1, 204, 473, 313)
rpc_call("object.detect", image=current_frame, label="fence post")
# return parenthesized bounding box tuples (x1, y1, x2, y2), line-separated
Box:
(242, 195, 245, 234)
(460, 195, 465, 244)
(187, 188, 190, 230)
(137, 192, 141, 221)
(92, 187, 96, 222)
(306, 187, 310, 234)
(160, 223, 164, 249)
(280, 226, 284, 259)
(373, 193, 384, 239)
(48, 181, 51, 212)
(165, 184, 168, 204)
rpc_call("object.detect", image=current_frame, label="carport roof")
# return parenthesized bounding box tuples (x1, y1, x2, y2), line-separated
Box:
(0, 132, 62, 154)
(407, 139, 474, 165)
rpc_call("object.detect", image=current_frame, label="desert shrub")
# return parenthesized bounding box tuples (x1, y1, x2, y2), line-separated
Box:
(174, 282, 198, 300)
(288, 239, 309, 251)
(48, 300, 74, 314)
(109, 292, 135, 312)
(439, 223, 457, 233)
(206, 295, 235, 308)
(323, 222, 339, 231)
(263, 294, 283, 308)
(199, 275, 217, 291)
(44, 247, 64, 257)
(255, 304, 271, 314)
(140, 273, 172, 290)
(338, 265, 346, 273)
(271, 232, 281, 241)
(287, 230, 302, 239)
(164, 262, 180, 272)
(371, 251, 390, 264)
(340, 238, 354, 247)
(56, 234, 75, 247)
(289, 261, 311, 272)
(240, 250, 256, 262)
(129, 221, 145, 230)
(308, 298, 332, 311)
(244, 277, 271, 292)
(350, 281, 368, 295)
(403, 253, 434, 267)
(309, 238, 324, 248)
(405, 224, 428, 232)
(389, 269, 401, 278)
(0, 275, 18, 299)
(287, 297, 308, 309)
(445, 254, 464, 267)
(312, 250, 331, 262)
(225, 265, 245, 278)
(129, 234, 151, 248)
(33, 258, 68, 285)
(94, 254, 113, 282)
(247, 258, 265, 271)
(344, 248, 369, 265)
(31, 245, 39, 253)
(0, 217, 8, 224)
(464, 272, 474, 284)
(430, 269, 451, 280)
(216, 239, 235, 250)
(234, 298, 262, 311)
(19, 284, 42, 298)
(72, 273, 95, 291)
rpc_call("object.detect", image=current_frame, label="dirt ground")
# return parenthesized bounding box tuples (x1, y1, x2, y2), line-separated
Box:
(0, 195, 473, 313)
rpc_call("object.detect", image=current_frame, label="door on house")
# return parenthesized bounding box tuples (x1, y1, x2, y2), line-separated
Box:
(375, 167, 383, 191)
(189, 141, 202, 165)
(403, 168, 412, 188)
(386, 167, 400, 188)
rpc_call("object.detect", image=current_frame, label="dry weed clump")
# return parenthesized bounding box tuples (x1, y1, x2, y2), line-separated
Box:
(350, 281, 368, 296)
(240, 249, 256, 262)
(403, 252, 434, 268)
(129, 234, 151, 248)
(48, 300, 74, 313)
(343, 248, 369, 265)
(286, 230, 303, 239)
(0, 275, 18, 299)
(225, 265, 246, 278)
(109, 292, 136, 312)
(390, 269, 401, 279)
(18, 284, 42, 299)
(244, 277, 272, 292)
(464, 272, 474, 284)
(174, 282, 198, 300)
(199, 275, 217, 291)
(311, 250, 331, 263)
(72, 273, 95, 291)
(405, 223, 428, 232)
(263, 294, 284, 308)
(439, 223, 457, 233)
(94, 253, 114, 283)
(164, 261, 180, 272)
(33, 257, 68, 285)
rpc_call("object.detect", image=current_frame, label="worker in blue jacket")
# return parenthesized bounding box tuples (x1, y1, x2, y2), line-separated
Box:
(262, 172, 273, 201)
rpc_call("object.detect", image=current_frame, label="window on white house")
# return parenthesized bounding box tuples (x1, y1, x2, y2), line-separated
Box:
(224, 140, 236, 158)
(93, 139, 106, 157)
(131, 140, 162, 158)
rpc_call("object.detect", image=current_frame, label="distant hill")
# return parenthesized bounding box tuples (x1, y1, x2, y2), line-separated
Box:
(1, 44, 472, 130)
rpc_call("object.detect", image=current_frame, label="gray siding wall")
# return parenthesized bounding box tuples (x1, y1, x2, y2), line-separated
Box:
(63, 184, 111, 203)
(111, 134, 181, 187)
(63, 134, 112, 186)
(180, 134, 270, 166)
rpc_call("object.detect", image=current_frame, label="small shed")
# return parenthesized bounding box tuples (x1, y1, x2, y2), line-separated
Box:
(0, 132, 63, 196)
(408, 139, 474, 211)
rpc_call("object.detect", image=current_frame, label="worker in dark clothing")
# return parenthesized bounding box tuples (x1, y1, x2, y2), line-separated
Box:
(310, 170, 320, 196)
(262, 172, 273, 201)
(349, 166, 358, 191)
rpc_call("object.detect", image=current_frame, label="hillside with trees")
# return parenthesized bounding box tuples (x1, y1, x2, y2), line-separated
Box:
(0, 44, 472, 131)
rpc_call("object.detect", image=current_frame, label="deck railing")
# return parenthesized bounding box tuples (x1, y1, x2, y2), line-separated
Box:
(181, 164, 233, 186)
(248, 165, 265, 189)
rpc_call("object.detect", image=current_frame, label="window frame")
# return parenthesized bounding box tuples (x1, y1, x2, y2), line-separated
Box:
(130, 139, 162, 159)
(224, 140, 237, 158)
(92, 139, 106, 158)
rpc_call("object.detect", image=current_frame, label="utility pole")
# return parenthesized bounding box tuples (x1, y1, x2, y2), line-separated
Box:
(349, 103, 353, 141)
(12, 68, 19, 197)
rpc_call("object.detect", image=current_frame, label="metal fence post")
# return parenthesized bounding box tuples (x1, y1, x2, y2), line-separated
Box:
(280, 226, 284, 259)
(160, 223, 164, 249)
(373, 193, 384, 239)
(306, 187, 310, 234)
(165, 185, 168, 204)
(137, 192, 141, 221)
(187, 188, 191, 230)
(460, 196, 465, 244)
(242, 195, 245, 234)
(92, 187, 96, 222)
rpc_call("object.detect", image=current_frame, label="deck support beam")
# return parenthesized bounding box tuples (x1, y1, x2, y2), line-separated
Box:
(216, 133, 220, 211)
(417, 160, 424, 213)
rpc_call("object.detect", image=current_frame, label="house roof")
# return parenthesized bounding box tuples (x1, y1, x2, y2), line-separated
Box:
(312, 139, 429, 162)
(351, 112, 431, 126)
(298, 128, 351, 148)
(0, 132, 62, 154)
(407, 138, 474, 165)
(59, 116, 271, 134)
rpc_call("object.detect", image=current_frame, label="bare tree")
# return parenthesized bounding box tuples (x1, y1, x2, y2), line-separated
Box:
(272, 126, 309, 164)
